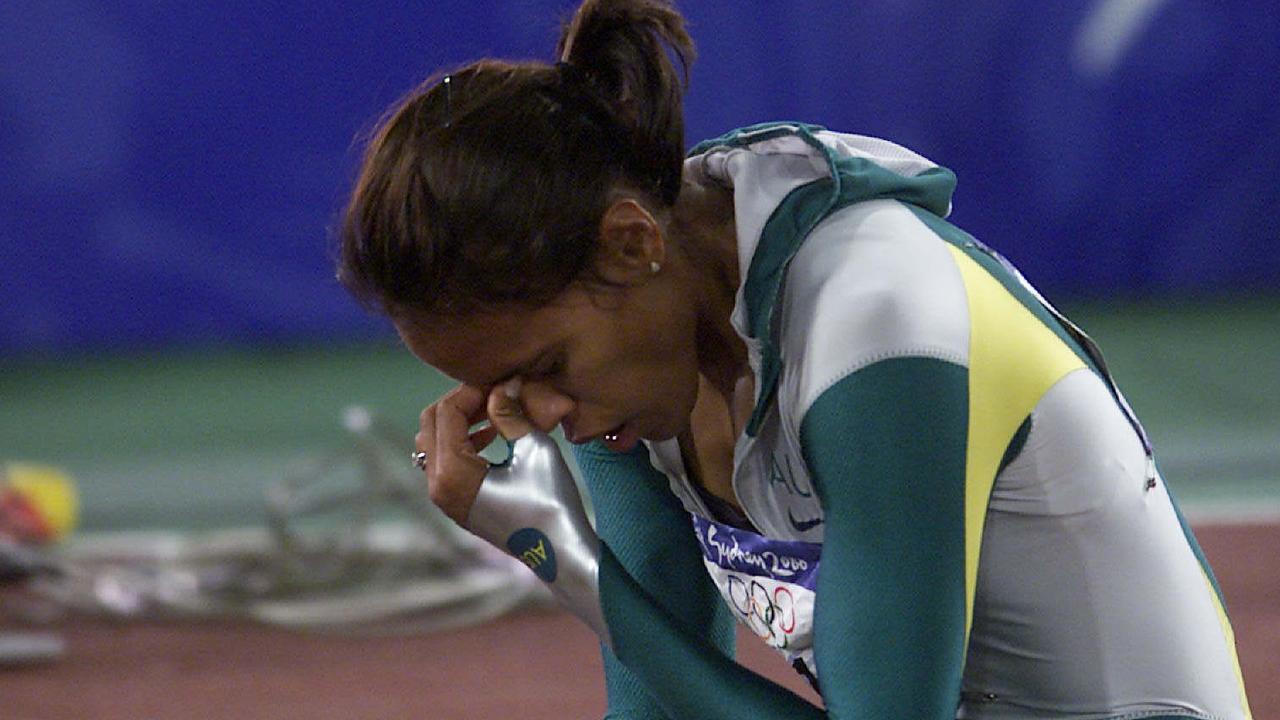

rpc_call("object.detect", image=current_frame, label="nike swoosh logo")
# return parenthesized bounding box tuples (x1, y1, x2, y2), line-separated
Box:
(788, 508, 824, 533)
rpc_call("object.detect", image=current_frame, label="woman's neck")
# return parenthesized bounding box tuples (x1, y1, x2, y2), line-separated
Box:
(671, 176, 746, 400)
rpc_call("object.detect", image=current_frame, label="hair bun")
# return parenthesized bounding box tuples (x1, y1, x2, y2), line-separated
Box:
(556, 0, 695, 205)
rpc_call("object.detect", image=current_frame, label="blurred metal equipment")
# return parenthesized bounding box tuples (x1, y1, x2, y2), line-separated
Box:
(0, 537, 65, 584)
(1, 538, 67, 665)
(37, 407, 549, 635)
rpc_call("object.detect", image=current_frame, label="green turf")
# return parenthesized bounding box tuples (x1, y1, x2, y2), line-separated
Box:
(0, 339, 452, 530)
(1061, 294, 1280, 513)
(1, 295, 1277, 531)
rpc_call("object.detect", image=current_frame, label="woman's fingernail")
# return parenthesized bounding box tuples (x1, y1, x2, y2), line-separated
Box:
(503, 377, 522, 399)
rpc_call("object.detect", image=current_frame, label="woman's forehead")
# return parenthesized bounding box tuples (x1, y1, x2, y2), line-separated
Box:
(396, 307, 555, 385)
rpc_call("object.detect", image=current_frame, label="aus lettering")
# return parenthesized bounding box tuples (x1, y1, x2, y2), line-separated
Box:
(507, 528, 558, 582)
(519, 539, 548, 570)
(768, 454, 814, 498)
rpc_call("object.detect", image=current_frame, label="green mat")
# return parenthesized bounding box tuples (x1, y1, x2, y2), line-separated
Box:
(2, 296, 1277, 532)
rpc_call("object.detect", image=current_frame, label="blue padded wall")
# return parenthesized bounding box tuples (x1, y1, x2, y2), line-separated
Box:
(2, 1, 1276, 353)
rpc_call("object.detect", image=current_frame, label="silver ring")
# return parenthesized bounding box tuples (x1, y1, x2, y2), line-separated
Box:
(411, 451, 429, 470)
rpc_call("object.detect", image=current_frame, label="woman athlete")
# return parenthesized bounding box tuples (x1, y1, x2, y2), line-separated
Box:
(337, 1, 1252, 717)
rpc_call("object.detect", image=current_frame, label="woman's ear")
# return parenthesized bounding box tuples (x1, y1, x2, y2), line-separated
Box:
(595, 199, 666, 285)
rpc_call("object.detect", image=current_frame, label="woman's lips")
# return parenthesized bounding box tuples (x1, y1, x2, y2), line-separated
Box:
(560, 418, 642, 453)
(601, 423, 640, 453)
(560, 418, 581, 443)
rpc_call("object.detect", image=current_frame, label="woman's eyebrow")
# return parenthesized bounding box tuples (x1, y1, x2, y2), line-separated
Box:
(483, 352, 545, 388)
(501, 343, 564, 383)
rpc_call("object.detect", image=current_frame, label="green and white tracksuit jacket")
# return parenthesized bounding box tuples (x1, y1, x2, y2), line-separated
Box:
(571, 123, 1252, 720)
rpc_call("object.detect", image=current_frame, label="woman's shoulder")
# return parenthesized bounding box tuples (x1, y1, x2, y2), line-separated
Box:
(777, 199, 972, 417)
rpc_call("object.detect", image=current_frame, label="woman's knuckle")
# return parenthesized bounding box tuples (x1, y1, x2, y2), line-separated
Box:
(426, 473, 454, 500)
(427, 483, 448, 506)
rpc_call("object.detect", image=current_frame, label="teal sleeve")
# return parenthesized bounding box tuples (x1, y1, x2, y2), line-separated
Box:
(598, 544, 826, 720)
(571, 441, 737, 719)
(799, 357, 971, 718)
(575, 442, 824, 718)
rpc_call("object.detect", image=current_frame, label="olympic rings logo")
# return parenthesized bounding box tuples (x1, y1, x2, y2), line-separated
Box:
(726, 574, 797, 647)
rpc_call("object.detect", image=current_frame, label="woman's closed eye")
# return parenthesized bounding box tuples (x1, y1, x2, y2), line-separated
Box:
(529, 356, 565, 381)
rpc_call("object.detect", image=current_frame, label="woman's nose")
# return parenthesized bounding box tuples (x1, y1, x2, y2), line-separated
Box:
(515, 379, 576, 432)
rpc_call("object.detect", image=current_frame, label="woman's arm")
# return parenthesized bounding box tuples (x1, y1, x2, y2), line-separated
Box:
(455, 386, 818, 718)
(799, 357, 971, 719)
(572, 440, 737, 719)
(484, 433, 826, 719)
(474, 373, 972, 719)
(586, 357, 972, 720)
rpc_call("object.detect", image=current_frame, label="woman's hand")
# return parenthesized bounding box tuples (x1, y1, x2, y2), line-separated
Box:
(415, 378, 574, 525)
(414, 384, 500, 525)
